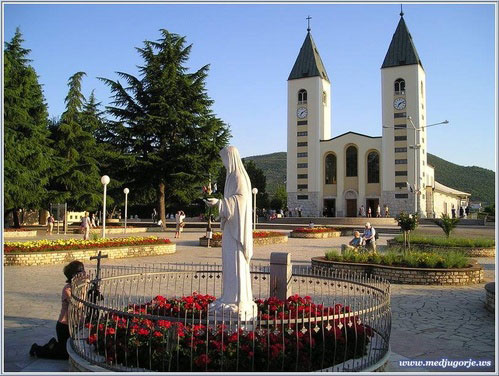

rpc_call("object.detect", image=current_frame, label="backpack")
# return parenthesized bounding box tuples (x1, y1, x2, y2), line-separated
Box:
(374, 227, 379, 240)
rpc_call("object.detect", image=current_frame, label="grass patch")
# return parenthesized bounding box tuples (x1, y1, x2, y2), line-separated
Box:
(324, 248, 470, 269)
(392, 234, 494, 248)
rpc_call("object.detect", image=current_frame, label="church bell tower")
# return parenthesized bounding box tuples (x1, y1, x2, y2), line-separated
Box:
(286, 20, 331, 216)
(381, 11, 427, 216)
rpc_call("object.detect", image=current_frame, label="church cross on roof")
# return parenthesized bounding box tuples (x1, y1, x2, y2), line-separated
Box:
(288, 17, 330, 82)
(381, 13, 423, 69)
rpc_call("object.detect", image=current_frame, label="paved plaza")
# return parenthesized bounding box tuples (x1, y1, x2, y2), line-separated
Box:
(3, 227, 496, 373)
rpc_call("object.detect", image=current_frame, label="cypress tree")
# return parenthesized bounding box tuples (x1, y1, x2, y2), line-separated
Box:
(49, 72, 103, 211)
(4, 28, 52, 227)
(100, 29, 230, 226)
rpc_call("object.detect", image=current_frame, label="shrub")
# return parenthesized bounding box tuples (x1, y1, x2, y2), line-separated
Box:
(396, 212, 419, 250)
(433, 214, 460, 238)
(324, 248, 469, 269)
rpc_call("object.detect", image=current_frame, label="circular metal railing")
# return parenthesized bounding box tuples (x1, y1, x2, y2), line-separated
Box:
(69, 263, 391, 372)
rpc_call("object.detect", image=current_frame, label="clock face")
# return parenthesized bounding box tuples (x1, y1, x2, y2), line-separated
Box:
(297, 107, 308, 119)
(393, 97, 406, 110)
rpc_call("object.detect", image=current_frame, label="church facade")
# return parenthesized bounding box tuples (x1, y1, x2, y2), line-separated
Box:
(286, 13, 470, 218)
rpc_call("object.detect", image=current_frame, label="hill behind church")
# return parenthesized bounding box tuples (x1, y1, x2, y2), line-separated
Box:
(245, 152, 495, 206)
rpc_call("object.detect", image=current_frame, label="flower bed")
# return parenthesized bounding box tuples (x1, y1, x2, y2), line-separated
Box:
(312, 255, 483, 285)
(199, 231, 288, 247)
(387, 237, 495, 257)
(83, 293, 373, 372)
(290, 227, 342, 239)
(72, 227, 150, 234)
(4, 229, 38, 238)
(4, 237, 175, 266)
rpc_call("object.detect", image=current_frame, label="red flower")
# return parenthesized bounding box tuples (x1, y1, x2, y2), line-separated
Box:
(157, 320, 172, 328)
(87, 334, 97, 344)
(194, 354, 211, 368)
(138, 328, 150, 336)
(106, 328, 116, 336)
(153, 331, 163, 337)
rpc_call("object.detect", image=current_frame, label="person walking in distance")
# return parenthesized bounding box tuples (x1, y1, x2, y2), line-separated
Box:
(175, 210, 186, 238)
(47, 213, 55, 235)
(81, 212, 91, 240)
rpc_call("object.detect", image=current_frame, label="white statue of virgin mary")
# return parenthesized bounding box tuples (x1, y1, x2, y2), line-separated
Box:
(205, 146, 257, 320)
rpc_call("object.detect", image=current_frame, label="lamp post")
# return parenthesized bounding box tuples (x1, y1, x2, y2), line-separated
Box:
(123, 188, 129, 234)
(252, 187, 258, 230)
(101, 175, 110, 238)
(407, 117, 449, 215)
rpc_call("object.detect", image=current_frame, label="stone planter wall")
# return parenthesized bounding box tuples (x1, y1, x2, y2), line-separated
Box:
(290, 231, 342, 239)
(386, 239, 495, 257)
(311, 257, 483, 285)
(4, 230, 38, 238)
(485, 282, 495, 313)
(199, 235, 288, 247)
(4, 243, 176, 266)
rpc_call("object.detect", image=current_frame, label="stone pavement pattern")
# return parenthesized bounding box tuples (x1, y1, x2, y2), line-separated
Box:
(3, 228, 495, 372)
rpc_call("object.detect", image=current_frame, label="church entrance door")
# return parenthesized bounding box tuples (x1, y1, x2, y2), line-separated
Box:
(366, 199, 379, 217)
(346, 199, 357, 217)
(323, 199, 336, 217)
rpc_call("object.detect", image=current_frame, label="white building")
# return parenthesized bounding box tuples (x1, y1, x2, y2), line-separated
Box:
(286, 13, 470, 218)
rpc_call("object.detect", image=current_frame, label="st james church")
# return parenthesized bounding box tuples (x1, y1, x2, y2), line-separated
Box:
(286, 12, 470, 218)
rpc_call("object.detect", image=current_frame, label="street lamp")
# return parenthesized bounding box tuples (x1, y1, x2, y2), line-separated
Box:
(101, 175, 110, 238)
(123, 188, 129, 234)
(407, 117, 449, 215)
(383, 119, 448, 215)
(252, 187, 258, 230)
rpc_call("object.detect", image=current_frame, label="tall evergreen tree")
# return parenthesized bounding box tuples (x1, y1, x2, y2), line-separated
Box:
(100, 29, 230, 226)
(4, 28, 52, 227)
(49, 72, 103, 211)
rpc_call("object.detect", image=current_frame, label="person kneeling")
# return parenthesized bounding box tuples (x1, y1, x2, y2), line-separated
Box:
(341, 231, 362, 254)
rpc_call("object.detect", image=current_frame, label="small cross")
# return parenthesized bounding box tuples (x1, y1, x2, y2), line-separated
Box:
(90, 251, 108, 281)
(400, 4, 404, 17)
(306, 16, 312, 32)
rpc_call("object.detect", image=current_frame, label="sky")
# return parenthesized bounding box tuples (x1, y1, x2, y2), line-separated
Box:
(3, 2, 496, 171)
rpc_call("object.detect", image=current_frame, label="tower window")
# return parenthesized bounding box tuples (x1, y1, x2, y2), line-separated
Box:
(298, 89, 307, 104)
(346, 146, 358, 177)
(394, 79, 405, 94)
(325, 154, 337, 184)
(367, 151, 380, 183)
(421, 81, 424, 97)
(394, 136, 407, 141)
(395, 147, 407, 153)
(395, 159, 407, 165)
(297, 131, 308, 137)
(297, 152, 308, 158)
(322, 91, 327, 104)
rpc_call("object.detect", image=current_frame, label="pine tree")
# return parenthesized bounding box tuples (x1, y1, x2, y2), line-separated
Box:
(99, 30, 230, 226)
(49, 72, 103, 211)
(4, 28, 52, 227)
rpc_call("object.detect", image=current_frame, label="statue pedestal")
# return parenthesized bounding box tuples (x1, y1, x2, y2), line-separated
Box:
(208, 300, 258, 322)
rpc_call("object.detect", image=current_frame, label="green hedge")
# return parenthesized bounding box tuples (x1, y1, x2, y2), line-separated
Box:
(325, 248, 470, 269)
(392, 234, 494, 248)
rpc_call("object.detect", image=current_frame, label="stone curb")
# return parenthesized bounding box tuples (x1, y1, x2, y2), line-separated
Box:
(199, 235, 288, 247)
(311, 257, 483, 285)
(289, 230, 342, 238)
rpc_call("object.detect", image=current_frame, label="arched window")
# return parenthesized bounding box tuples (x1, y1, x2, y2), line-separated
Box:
(367, 151, 380, 183)
(394, 79, 405, 94)
(298, 89, 307, 104)
(325, 154, 336, 184)
(346, 146, 358, 177)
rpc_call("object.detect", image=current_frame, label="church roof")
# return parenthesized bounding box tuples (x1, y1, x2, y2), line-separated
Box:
(320, 131, 382, 142)
(288, 31, 330, 82)
(381, 15, 423, 69)
(434, 181, 470, 197)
